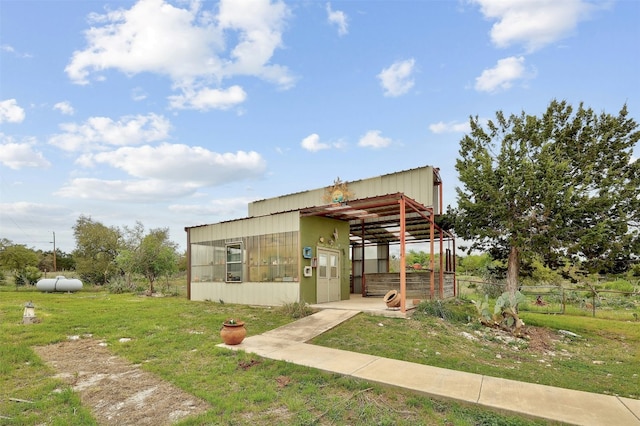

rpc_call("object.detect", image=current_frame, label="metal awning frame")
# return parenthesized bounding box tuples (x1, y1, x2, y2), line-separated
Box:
(301, 193, 456, 312)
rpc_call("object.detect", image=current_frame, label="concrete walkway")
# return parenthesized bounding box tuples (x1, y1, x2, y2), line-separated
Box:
(219, 309, 640, 425)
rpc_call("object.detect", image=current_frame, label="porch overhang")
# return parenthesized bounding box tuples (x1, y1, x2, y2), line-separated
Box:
(300, 193, 456, 313)
(299, 193, 439, 244)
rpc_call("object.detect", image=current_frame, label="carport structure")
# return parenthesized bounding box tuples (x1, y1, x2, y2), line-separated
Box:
(300, 192, 456, 313)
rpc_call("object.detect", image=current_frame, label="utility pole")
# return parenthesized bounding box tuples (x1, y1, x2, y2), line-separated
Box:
(52, 231, 57, 272)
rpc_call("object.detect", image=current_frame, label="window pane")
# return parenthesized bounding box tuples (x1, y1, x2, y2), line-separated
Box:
(226, 243, 242, 282)
(330, 254, 338, 278)
(318, 253, 327, 278)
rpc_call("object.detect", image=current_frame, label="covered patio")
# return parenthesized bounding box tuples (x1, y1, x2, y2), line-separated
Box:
(300, 192, 456, 313)
(308, 293, 419, 318)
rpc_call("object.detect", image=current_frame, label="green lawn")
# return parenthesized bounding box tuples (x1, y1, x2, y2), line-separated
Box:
(313, 305, 640, 399)
(3, 285, 623, 425)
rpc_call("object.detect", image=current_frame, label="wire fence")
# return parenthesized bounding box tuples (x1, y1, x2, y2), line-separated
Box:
(457, 278, 640, 321)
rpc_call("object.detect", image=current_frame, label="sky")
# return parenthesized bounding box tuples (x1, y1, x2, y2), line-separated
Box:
(1, 0, 639, 254)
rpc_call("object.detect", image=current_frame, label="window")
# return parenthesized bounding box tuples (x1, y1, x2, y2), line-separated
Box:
(226, 243, 243, 282)
(192, 231, 299, 283)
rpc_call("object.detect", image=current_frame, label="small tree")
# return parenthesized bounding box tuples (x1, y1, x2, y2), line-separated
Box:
(136, 228, 178, 294)
(454, 100, 640, 308)
(0, 244, 40, 286)
(73, 215, 122, 285)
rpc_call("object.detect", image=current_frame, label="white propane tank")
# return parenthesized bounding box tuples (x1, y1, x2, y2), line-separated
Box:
(36, 276, 83, 292)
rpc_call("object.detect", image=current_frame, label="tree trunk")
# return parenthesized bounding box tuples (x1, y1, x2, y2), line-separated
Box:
(506, 246, 520, 310)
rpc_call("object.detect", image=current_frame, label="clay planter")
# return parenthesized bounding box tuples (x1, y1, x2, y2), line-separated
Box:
(383, 290, 401, 308)
(220, 320, 247, 345)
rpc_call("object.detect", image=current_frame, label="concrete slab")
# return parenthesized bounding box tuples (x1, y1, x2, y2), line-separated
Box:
(262, 309, 360, 342)
(479, 376, 640, 425)
(218, 334, 295, 357)
(265, 343, 380, 375)
(620, 397, 640, 422)
(352, 357, 483, 404)
(310, 294, 418, 318)
(217, 307, 640, 426)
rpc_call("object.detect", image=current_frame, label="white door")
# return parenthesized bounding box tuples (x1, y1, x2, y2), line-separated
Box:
(317, 248, 341, 303)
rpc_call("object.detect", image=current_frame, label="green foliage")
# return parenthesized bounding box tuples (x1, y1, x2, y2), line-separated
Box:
(73, 215, 122, 285)
(0, 244, 39, 272)
(521, 258, 562, 285)
(494, 291, 527, 315)
(278, 301, 314, 319)
(107, 276, 135, 294)
(472, 294, 493, 323)
(454, 100, 640, 295)
(117, 225, 178, 294)
(479, 279, 505, 299)
(458, 253, 492, 275)
(15, 266, 43, 286)
(406, 250, 430, 266)
(414, 299, 474, 323)
(603, 279, 635, 293)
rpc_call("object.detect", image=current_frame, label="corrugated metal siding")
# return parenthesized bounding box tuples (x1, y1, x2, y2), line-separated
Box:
(190, 281, 300, 305)
(188, 211, 299, 242)
(248, 188, 325, 217)
(248, 166, 436, 216)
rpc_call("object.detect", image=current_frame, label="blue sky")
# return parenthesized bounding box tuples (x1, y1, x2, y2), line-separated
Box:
(1, 0, 639, 253)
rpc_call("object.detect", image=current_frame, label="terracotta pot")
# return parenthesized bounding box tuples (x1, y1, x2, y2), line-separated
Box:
(383, 290, 401, 308)
(220, 321, 247, 345)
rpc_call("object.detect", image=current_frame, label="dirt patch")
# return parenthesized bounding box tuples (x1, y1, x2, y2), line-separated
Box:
(34, 338, 211, 425)
(524, 326, 555, 352)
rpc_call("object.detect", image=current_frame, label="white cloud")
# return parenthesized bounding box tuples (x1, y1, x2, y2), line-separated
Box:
(65, 0, 294, 110)
(475, 56, 531, 93)
(217, 0, 295, 88)
(83, 143, 267, 186)
(301, 133, 331, 152)
(1, 44, 32, 58)
(131, 87, 148, 101)
(326, 3, 348, 36)
(55, 178, 196, 201)
(471, 0, 595, 52)
(358, 130, 391, 149)
(57, 144, 267, 202)
(48, 113, 171, 152)
(377, 58, 415, 97)
(0, 99, 26, 123)
(429, 121, 471, 134)
(168, 85, 247, 110)
(53, 101, 75, 115)
(0, 134, 51, 169)
(169, 197, 253, 217)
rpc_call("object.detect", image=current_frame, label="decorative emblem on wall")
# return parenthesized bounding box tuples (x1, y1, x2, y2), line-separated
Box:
(323, 177, 354, 204)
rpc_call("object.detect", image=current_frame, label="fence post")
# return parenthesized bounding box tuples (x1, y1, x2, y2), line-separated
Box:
(592, 293, 596, 317)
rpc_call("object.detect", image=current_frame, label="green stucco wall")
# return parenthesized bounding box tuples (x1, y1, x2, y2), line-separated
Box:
(299, 216, 351, 304)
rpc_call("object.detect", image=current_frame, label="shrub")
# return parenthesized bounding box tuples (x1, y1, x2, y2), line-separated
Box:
(414, 299, 475, 323)
(480, 281, 505, 299)
(603, 279, 635, 293)
(107, 277, 134, 294)
(278, 301, 313, 319)
(14, 266, 42, 286)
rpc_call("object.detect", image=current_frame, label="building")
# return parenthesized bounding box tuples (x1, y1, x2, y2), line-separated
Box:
(185, 165, 456, 313)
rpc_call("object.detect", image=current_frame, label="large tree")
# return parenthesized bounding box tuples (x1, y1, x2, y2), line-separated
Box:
(454, 100, 640, 303)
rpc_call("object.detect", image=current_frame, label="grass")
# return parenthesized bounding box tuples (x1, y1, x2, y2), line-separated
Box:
(0, 285, 544, 425)
(312, 299, 640, 399)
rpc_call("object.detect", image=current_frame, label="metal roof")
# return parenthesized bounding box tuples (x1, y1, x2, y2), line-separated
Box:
(300, 193, 448, 245)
